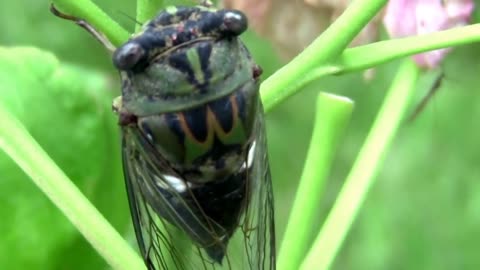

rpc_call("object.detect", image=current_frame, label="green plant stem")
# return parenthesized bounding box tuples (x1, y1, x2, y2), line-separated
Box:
(300, 59, 420, 270)
(260, 0, 387, 111)
(335, 23, 480, 74)
(277, 93, 354, 270)
(0, 105, 145, 270)
(285, 24, 480, 97)
(136, 0, 164, 30)
(52, 0, 129, 46)
(271, 25, 480, 107)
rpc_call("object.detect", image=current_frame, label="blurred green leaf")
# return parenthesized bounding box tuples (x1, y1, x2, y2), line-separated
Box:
(0, 47, 128, 270)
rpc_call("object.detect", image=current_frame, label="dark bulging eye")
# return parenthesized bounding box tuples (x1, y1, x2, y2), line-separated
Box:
(221, 10, 248, 36)
(113, 42, 146, 70)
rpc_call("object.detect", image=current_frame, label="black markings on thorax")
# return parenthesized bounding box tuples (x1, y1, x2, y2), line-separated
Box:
(163, 93, 238, 144)
(168, 43, 213, 92)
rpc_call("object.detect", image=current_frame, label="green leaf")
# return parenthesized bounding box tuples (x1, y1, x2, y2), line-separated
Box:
(0, 47, 129, 270)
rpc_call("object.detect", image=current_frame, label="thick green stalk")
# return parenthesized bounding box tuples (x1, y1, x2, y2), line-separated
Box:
(300, 59, 420, 270)
(282, 24, 480, 99)
(277, 93, 354, 270)
(0, 104, 145, 270)
(260, 0, 388, 111)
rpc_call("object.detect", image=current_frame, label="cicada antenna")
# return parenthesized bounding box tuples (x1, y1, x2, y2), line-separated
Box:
(116, 10, 143, 27)
(50, 4, 116, 53)
(407, 72, 445, 122)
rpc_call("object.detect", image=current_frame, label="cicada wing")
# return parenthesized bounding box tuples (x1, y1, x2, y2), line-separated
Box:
(123, 126, 237, 270)
(122, 129, 186, 270)
(232, 103, 276, 270)
(185, 101, 276, 270)
(121, 105, 275, 270)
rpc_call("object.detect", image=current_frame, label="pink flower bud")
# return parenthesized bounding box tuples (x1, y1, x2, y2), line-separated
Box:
(383, 0, 474, 69)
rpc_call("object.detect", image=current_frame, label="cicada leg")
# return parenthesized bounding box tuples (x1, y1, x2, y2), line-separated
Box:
(407, 72, 445, 122)
(50, 4, 116, 53)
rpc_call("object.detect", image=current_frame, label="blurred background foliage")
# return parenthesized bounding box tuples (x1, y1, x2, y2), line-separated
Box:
(1, 0, 480, 269)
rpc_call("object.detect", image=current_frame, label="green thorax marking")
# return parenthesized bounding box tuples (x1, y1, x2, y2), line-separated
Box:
(186, 48, 205, 85)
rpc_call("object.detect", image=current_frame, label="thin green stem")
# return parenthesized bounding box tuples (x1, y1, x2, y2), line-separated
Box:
(300, 59, 420, 270)
(335, 23, 480, 74)
(52, 0, 129, 46)
(265, 24, 480, 112)
(0, 104, 145, 270)
(260, 0, 387, 112)
(277, 93, 354, 270)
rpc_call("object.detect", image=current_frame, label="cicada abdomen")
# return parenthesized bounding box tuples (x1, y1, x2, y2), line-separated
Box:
(52, 4, 275, 270)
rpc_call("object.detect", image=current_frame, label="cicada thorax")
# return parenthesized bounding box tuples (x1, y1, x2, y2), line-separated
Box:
(133, 89, 260, 262)
(137, 90, 258, 180)
(113, 6, 263, 263)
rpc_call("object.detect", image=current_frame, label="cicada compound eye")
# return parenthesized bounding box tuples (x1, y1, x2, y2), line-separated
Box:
(222, 10, 248, 36)
(113, 42, 146, 71)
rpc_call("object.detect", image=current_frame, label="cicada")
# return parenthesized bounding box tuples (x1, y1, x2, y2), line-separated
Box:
(51, 3, 275, 270)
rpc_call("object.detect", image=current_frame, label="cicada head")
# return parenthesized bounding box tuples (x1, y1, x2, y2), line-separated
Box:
(113, 6, 260, 117)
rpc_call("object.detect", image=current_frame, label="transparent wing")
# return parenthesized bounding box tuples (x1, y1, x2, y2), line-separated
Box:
(121, 103, 275, 270)
(235, 104, 275, 270)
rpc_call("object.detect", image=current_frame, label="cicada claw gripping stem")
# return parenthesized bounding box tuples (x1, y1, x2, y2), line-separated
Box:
(49, 4, 116, 53)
